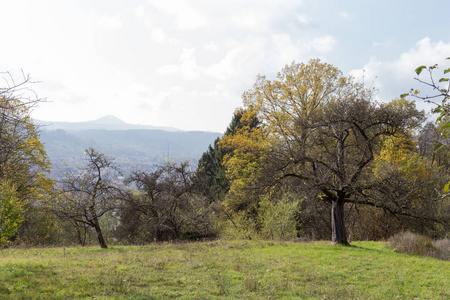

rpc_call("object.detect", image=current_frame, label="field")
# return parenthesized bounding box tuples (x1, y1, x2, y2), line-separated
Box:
(0, 240, 448, 299)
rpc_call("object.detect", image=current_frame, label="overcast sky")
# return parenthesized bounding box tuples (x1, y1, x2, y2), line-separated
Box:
(2, 0, 450, 132)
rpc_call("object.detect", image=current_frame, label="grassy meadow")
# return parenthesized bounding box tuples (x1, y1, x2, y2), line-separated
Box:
(0, 240, 448, 299)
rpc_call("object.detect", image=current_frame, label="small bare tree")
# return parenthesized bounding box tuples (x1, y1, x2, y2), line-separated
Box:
(118, 162, 215, 243)
(52, 148, 122, 248)
(1, 71, 44, 122)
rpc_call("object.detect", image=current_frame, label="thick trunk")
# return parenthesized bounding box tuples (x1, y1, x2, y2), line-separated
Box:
(93, 219, 108, 248)
(331, 199, 348, 245)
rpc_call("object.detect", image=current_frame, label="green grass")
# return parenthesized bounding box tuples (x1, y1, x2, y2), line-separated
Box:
(0, 240, 448, 299)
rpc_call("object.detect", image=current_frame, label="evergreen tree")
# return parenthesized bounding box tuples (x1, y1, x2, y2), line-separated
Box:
(196, 108, 260, 201)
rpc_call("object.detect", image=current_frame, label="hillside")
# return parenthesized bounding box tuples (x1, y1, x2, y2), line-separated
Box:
(0, 241, 448, 299)
(34, 115, 183, 132)
(36, 116, 221, 176)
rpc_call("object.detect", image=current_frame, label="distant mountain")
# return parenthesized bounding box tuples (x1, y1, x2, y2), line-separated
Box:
(34, 115, 184, 132)
(36, 116, 222, 177)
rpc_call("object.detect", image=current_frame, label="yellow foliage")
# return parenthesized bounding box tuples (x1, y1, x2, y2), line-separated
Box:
(0, 95, 53, 204)
(0, 180, 24, 246)
(241, 59, 354, 140)
(374, 134, 432, 180)
(218, 109, 269, 213)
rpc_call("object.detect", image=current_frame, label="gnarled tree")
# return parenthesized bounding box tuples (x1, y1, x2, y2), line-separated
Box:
(52, 148, 122, 248)
(242, 59, 426, 244)
(118, 162, 215, 243)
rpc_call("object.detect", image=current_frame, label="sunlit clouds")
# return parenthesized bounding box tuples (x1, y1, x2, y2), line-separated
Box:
(1, 0, 449, 132)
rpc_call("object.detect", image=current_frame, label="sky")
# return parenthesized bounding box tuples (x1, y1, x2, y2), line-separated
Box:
(1, 0, 450, 132)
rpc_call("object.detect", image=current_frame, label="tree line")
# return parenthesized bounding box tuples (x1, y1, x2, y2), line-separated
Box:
(1, 60, 449, 248)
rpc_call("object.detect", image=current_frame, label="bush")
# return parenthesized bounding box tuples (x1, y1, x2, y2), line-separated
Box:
(220, 192, 301, 241)
(388, 231, 449, 260)
(0, 181, 23, 247)
(220, 210, 259, 240)
(258, 193, 301, 240)
(432, 238, 450, 260)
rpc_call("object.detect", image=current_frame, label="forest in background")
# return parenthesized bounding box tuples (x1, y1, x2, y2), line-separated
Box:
(1, 59, 449, 250)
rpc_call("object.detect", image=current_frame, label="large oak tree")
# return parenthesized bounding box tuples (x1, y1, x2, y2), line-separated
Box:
(241, 59, 426, 244)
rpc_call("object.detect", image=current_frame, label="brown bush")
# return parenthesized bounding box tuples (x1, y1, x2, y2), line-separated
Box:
(388, 231, 449, 260)
(432, 238, 450, 260)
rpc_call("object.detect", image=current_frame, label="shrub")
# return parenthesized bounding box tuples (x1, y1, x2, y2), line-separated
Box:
(220, 210, 259, 240)
(257, 193, 301, 240)
(432, 238, 450, 260)
(433, 238, 450, 250)
(0, 181, 23, 247)
(220, 192, 301, 241)
(388, 231, 449, 260)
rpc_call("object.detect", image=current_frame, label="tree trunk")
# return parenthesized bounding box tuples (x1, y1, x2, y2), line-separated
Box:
(74, 221, 87, 246)
(155, 227, 164, 242)
(331, 199, 349, 245)
(93, 219, 108, 248)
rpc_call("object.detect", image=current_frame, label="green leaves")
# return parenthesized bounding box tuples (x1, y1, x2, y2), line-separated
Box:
(433, 143, 444, 151)
(400, 93, 409, 98)
(0, 181, 24, 246)
(439, 78, 449, 82)
(440, 122, 450, 130)
(444, 183, 449, 193)
(415, 66, 426, 75)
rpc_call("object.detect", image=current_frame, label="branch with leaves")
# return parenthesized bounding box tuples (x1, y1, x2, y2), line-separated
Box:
(401, 58, 450, 125)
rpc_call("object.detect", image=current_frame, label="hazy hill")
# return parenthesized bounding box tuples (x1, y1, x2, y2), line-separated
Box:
(35, 115, 183, 132)
(36, 116, 221, 177)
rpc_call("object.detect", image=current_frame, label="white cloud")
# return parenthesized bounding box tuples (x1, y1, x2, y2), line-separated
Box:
(180, 48, 195, 61)
(297, 14, 316, 27)
(339, 11, 349, 19)
(349, 38, 450, 113)
(393, 38, 450, 71)
(7, 0, 448, 133)
(97, 13, 123, 29)
(204, 41, 219, 52)
(232, 11, 264, 30)
(372, 41, 391, 48)
(309, 36, 337, 53)
(157, 47, 201, 80)
(205, 36, 269, 84)
(135, 5, 146, 19)
(271, 33, 302, 66)
(270, 34, 337, 68)
(147, 0, 207, 30)
(156, 65, 178, 77)
(151, 28, 166, 43)
(135, 4, 178, 44)
(206, 47, 246, 80)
